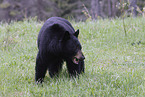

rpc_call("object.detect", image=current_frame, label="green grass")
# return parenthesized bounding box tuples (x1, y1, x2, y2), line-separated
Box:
(0, 17, 145, 97)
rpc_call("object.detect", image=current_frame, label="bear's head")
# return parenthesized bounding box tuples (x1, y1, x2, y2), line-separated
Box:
(62, 29, 85, 64)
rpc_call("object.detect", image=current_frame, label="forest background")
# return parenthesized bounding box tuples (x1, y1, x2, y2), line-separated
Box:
(0, 0, 144, 22)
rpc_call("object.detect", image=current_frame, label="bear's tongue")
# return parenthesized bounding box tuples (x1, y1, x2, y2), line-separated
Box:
(73, 57, 79, 64)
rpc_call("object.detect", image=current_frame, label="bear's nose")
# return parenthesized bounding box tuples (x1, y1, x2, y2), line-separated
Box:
(80, 56, 85, 61)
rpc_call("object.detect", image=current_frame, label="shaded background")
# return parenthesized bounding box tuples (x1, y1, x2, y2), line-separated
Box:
(0, 0, 144, 22)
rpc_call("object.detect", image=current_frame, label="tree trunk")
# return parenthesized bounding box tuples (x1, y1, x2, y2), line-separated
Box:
(37, 0, 43, 20)
(91, 0, 101, 19)
(108, 0, 112, 17)
(129, 0, 137, 17)
(111, 0, 116, 17)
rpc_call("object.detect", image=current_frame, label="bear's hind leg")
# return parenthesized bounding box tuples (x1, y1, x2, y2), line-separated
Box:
(48, 59, 63, 78)
(35, 53, 47, 83)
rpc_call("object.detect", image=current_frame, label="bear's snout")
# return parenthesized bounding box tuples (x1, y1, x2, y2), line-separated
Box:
(79, 55, 85, 61)
(73, 50, 85, 64)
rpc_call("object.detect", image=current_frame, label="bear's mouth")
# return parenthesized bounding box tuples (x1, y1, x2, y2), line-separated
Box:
(73, 57, 79, 64)
(72, 50, 85, 64)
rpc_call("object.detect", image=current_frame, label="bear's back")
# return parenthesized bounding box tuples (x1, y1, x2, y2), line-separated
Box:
(37, 17, 75, 49)
(45, 17, 75, 34)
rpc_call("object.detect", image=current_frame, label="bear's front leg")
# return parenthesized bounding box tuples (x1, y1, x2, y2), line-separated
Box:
(35, 53, 47, 83)
(66, 59, 85, 76)
(79, 60, 85, 73)
(48, 59, 63, 77)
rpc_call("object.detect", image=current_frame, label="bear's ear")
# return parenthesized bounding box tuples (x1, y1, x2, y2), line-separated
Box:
(50, 24, 60, 30)
(63, 31, 70, 41)
(74, 29, 79, 38)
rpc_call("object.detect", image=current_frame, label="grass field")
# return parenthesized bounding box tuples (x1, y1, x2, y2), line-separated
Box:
(0, 17, 145, 97)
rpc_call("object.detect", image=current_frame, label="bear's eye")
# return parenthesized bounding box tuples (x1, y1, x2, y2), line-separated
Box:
(75, 45, 80, 50)
(77, 44, 82, 50)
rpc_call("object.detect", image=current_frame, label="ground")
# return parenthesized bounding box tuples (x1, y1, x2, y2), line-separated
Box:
(0, 17, 145, 96)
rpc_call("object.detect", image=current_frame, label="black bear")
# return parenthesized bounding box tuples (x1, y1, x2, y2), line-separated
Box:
(35, 17, 85, 83)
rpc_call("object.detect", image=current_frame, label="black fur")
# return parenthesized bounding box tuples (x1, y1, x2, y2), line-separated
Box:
(35, 17, 85, 83)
